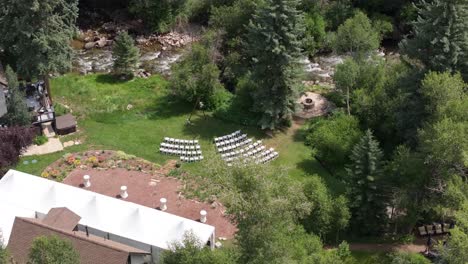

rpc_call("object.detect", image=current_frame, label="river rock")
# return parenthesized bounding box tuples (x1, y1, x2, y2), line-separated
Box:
(96, 38, 107, 48)
(84, 42, 95, 50)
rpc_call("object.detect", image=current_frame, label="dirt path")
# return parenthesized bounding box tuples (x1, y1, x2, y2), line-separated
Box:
(348, 242, 425, 253)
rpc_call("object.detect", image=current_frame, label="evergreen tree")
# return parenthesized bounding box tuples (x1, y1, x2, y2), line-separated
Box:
(28, 235, 79, 264)
(400, 0, 468, 81)
(245, 0, 305, 130)
(4, 66, 30, 126)
(346, 129, 387, 235)
(112, 31, 140, 77)
(0, 0, 79, 101)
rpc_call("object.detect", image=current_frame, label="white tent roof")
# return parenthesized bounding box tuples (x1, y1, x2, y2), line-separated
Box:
(0, 170, 215, 250)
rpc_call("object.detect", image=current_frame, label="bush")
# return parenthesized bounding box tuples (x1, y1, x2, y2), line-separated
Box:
(0, 126, 36, 174)
(213, 74, 260, 126)
(53, 103, 70, 116)
(389, 252, 430, 264)
(129, 0, 185, 32)
(305, 112, 363, 171)
(33, 135, 49, 146)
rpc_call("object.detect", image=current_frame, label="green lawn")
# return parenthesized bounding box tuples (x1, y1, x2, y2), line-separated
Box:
(17, 74, 336, 189)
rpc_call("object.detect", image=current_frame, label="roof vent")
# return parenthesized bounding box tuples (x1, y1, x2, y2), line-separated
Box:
(120, 186, 128, 199)
(83, 175, 91, 188)
(160, 198, 167, 211)
(200, 210, 207, 223)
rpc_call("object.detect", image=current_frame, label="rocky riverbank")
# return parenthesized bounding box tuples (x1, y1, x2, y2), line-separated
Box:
(72, 23, 201, 76)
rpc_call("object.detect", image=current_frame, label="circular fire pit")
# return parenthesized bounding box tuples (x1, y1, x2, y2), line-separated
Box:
(302, 97, 315, 111)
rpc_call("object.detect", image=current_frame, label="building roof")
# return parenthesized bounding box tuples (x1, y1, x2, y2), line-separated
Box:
(42, 207, 81, 231)
(7, 217, 135, 264)
(0, 170, 215, 251)
(55, 114, 76, 130)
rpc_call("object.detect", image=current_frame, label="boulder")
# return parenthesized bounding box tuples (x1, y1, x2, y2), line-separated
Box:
(96, 38, 107, 48)
(84, 42, 95, 50)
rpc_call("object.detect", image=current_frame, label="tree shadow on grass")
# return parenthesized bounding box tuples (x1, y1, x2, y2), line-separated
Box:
(95, 74, 128, 84)
(181, 113, 267, 141)
(144, 94, 192, 119)
(297, 158, 345, 194)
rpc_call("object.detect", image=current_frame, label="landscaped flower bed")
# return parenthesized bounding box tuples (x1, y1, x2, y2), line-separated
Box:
(41, 150, 161, 182)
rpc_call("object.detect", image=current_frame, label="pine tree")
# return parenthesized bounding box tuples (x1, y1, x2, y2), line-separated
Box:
(4, 66, 30, 126)
(400, 0, 468, 81)
(346, 129, 387, 235)
(245, 0, 305, 130)
(0, 0, 79, 102)
(112, 31, 140, 77)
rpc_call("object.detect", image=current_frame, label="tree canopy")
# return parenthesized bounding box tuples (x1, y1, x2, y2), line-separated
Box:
(400, 0, 468, 81)
(28, 235, 79, 264)
(245, 0, 305, 130)
(3, 66, 30, 126)
(0, 0, 78, 78)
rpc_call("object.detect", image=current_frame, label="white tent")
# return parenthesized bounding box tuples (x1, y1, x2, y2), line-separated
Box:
(0, 170, 215, 251)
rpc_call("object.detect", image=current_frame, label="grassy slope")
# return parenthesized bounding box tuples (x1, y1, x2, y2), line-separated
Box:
(17, 73, 336, 189)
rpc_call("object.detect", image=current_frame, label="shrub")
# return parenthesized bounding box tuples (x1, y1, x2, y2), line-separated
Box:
(33, 135, 49, 146)
(0, 126, 36, 174)
(305, 112, 363, 171)
(86, 156, 99, 167)
(53, 103, 70, 116)
(389, 252, 430, 264)
(114, 150, 136, 160)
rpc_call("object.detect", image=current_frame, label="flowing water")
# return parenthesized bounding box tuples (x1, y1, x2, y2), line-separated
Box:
(72, 46, 187, 76)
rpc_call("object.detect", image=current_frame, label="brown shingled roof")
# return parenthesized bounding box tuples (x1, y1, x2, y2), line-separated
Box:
(42, 207, 81, 231)
(7, 217, 148, 264)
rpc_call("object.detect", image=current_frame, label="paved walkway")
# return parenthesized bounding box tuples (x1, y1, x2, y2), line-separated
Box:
(23, 138, 63, 156)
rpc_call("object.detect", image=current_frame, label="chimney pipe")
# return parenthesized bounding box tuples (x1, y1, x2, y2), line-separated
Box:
(160, 198, 167, 211)
(83, 175, 91, 188)
(120, 186, 128, 199)
(200, 210, 207, 223)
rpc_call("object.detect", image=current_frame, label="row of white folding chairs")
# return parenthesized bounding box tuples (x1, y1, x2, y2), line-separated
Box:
(217, 138, 253, 153)
(215, 134, 247, 148)
(214, 130, 241, 142)
(226, 150, 278, 163)
(164, 137, 199, 145)
(222, 145, 266, 159)
(181, 155, 204, 163)
(161, 142, 201, 150)
(255, 152, 279, 164)
(160, 148, 202, 156)
(243, 146, 269, 158)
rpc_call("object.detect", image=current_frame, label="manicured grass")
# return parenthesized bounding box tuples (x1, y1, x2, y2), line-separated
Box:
(15, 74, 337, 190)
(17, 145, 87, 176)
